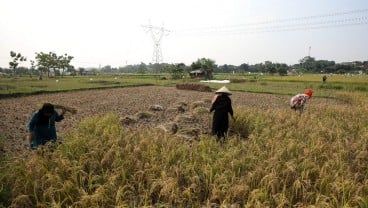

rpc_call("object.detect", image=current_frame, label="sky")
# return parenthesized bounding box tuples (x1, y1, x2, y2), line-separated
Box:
(0, 0, 367, 68)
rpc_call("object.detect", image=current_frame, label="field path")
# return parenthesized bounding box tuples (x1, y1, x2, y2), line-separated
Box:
(0, 86, 342, 157)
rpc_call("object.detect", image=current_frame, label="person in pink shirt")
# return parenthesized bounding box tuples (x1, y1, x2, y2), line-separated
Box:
(290, 89, 314, 113)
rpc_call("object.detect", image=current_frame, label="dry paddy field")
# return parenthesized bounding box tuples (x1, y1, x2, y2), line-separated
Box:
(0, 86, 344, 157)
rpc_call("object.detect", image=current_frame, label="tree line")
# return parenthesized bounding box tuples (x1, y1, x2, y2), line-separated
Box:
(1, 51, 367, 79)
(111, 57, 368, 79)
(98, 57, 368, 77)
(3, 51, 74, 79)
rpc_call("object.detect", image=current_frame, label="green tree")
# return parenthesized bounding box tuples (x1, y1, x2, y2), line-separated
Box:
(9, 51, 27, 76)
(217, 64, 236, 73)
(101, 65, 113, 73)
(191, 58, 216, 79)
(35, 52, 51, 78)
(363, 61, 368, 73)
(299, 56, 316, 72)
(138, 62, 147, 74)
(167, 63, 186, 79)
(29, 60, 36, 78)
(78, 67, 85, 75)
(217, 64, 230, 73)
(264, 61, 277, 75)
(251, 63, 266, 73)
(150, 63, 162, 73)
(49, 52, 59, 76)
(35, 52, 73, 78)
(277, 64, 288, 76)
(239, 63, 249, 73)
(58, 54, 74, 77)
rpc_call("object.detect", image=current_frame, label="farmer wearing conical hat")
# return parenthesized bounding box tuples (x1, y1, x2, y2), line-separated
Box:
(290, 89, 314, 113)
(210, 86, 234, 141)
(28, 103, 66, 149)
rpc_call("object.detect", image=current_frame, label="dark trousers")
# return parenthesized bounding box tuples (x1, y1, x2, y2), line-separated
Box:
(212, 112, 229, 141)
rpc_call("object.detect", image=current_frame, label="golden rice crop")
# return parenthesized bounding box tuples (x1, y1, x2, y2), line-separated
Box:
(1, 92, 367, 207)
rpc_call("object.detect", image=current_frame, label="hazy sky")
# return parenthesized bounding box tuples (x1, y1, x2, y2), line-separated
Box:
(0, 0, 367, 68)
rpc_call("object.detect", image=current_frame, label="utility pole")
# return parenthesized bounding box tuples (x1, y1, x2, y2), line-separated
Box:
(308, 46, 311, 57)
(142, 22, 170, 64)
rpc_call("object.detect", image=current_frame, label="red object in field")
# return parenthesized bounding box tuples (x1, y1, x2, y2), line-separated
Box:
(304, 89, 314, 97)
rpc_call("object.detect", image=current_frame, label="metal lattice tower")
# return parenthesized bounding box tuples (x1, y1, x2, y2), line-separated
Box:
(142, 23, 170, 63)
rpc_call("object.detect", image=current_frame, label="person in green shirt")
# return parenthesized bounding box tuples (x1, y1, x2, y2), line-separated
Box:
(28, 103, 65, 149)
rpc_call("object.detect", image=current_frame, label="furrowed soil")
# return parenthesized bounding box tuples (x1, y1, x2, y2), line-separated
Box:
(0, 86, 344, 157)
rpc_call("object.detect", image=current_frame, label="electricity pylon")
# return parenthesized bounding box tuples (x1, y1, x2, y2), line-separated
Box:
(142, 23, 170, 64)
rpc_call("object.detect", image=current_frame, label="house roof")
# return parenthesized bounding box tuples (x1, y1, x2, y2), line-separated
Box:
(190, 70, 203, 74)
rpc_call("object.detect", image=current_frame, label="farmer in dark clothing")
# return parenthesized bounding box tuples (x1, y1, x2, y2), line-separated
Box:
(322, 75, 327, 84)
(210, 86, 234, 141)
(28, 103, 65, 149)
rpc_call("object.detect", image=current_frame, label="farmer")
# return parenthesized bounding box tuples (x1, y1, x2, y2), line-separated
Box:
(290, 89, 314, 113)
(322, 75, 327, 84)
(210, 86, 234, 141)
(28, 103, 66, 149)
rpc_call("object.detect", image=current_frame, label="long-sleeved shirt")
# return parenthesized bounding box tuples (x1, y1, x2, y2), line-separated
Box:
(290, 94, 310, 110)
(210, 94, 233, 137)
(28, 110, 64, 147)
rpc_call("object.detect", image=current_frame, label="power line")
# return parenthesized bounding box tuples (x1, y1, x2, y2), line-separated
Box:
(175, 8, 368, 32)
(173, 19, 368, 37)
(209, 17, 367, 34)
(172, 8, 368, 36)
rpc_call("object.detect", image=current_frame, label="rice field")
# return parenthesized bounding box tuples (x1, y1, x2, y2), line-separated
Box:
(0, 76, 367, 207)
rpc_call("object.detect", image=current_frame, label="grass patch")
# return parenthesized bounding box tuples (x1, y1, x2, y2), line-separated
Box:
(0, 75, 170, 98)
(260, 82, 268, 86)
(0, 85, 16, 90)
(0, 74, 367, 99)
(354, 86, 367, 91)
(318, 84, 344, 90)
(88, 80, 121, 85)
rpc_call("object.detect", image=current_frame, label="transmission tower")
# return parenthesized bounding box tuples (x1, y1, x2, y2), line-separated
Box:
(142, 23, 170, 64)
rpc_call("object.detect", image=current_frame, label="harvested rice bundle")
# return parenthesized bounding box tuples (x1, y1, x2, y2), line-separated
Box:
(37, 103, 77, 114)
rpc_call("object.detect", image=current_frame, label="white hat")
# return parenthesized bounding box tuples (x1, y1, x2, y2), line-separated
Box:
(215, 86, 232, 95)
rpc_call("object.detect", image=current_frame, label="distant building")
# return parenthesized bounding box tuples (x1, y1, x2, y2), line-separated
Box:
(189, 70, 205, 78)
(80, 71, 96, 76)
(340, 62, 355, 66)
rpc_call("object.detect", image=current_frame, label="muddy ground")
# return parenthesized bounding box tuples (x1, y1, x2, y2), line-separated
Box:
(0, 86, 343, 157)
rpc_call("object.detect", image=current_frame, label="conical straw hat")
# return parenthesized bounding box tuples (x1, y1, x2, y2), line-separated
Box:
(215, 86, 232, 95)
